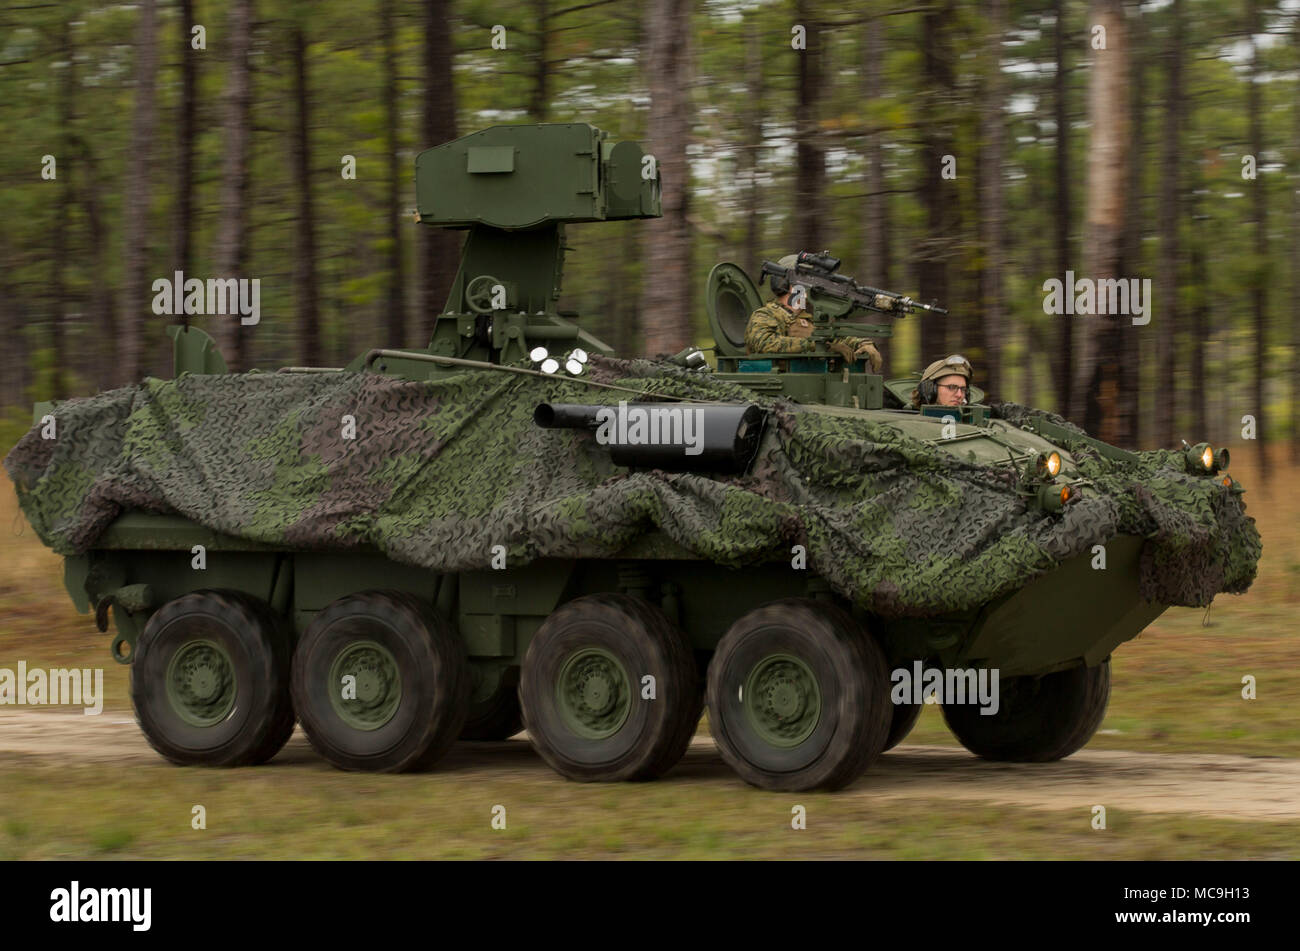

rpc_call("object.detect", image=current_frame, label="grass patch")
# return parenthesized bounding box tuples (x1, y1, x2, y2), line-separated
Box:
(0, 758, 1294, 860)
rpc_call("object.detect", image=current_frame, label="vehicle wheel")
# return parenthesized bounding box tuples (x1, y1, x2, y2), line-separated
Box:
(460, 666, 523, 740)
(884, 701, 923, 751)
(247, 607, 298, 764)
(131, 590, 293, 767)
(291, 591, 469, 772)
(520, 593, 698, 782)
(707, 598, 891, 792)
(941, 661, 1111, 762)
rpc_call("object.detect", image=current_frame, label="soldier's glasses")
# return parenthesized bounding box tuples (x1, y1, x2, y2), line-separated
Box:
(939, 384, 968, 395)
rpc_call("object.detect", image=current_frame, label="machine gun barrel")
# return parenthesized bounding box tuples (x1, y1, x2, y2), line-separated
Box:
(534, 402, 766, 474)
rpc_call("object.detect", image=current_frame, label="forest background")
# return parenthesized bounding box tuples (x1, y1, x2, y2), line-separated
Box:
(1, 0, 1297, 460)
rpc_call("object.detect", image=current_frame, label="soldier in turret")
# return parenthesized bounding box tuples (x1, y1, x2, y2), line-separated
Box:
(744, 254, 883, 371)
(911, 354, 974, 408)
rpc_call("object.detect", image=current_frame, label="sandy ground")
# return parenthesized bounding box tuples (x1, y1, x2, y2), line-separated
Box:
(3, 711, 1298, 821)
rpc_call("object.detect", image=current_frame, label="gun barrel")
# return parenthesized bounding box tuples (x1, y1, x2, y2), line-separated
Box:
(534, 402, 766, 474)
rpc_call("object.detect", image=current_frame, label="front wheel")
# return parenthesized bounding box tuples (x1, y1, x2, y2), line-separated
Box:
(941, 661, 1111, 762)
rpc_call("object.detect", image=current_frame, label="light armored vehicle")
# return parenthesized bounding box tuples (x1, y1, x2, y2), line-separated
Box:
(6, 123, 1259, 791)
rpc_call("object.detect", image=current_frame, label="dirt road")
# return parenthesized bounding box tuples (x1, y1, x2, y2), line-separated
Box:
(3, 712, 1297, 821)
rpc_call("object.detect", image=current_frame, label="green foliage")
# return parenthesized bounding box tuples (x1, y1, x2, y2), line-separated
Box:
(0, 0, 1296, 449)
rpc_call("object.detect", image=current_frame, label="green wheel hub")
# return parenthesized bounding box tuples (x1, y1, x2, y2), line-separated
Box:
(328, 640, 402, 731)
(166, 638, 237, 727)
(742, 653, 822, 747)
(556, 647, 632, 740)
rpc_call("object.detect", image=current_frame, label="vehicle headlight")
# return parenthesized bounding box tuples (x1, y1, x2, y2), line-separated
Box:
(1035, 451, 1062, 480)
(1037, 482, 1079, 512)
(1185, 442, 1217, 474)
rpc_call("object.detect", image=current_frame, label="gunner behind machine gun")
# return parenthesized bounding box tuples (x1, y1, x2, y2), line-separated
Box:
(745, 251, 948, 373)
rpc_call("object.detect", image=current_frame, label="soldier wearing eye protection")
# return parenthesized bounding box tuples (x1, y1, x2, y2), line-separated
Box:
(911, 354, 974, 409)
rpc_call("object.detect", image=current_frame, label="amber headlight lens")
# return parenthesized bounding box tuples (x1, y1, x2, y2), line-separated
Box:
(1036, 483, 1078, 511)
(1201, 444, 1214, 470)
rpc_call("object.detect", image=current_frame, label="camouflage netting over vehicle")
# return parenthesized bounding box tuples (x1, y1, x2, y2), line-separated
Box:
(5, 355, 1259, 618)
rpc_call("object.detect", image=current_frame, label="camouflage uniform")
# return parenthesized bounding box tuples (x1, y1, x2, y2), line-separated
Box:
(744, 301, 871, 359)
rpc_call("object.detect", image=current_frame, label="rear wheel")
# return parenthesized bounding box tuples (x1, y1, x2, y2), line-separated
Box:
(520, 594, 698, 782)
(941, 661, 1111, 762)
(707, 599, 891, 792)
(291, 591, 469, 772)
(460, 666, 523, 740)
(131, 590, 293, 767)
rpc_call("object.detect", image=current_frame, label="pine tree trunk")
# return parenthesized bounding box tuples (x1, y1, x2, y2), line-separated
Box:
(174, 0, 197, 285)
(418, 0, 459, 343)
(1023, 168, 1046, 404)
(291, 25, 321, 366)
(1189, 167, 1209, 440)
(0, 245, 24, 404)
(214, 0, 254, 371)
(793, 0, 825, 252)
(530, 0, 550, 122)
(121, 0, 158, 384)
(1072, 0, 1129, 442)
(1053, 0, 1072, 416)
(639, 0, 693, 358)
(1117, 0, 1144, 449)
(741, 8, 764, 275)
(863, 10, 890, 369)
(73, 135, 115, 391)
(1154, 0, 1182, 448)
(381, 0, 405, 348)
(1246, 0, 1269, 473)
(1292, 15, 1300, 464)
(978, 0, 1005, 393)
(51, 17, 75, 399)
(918, 1, 955, 362)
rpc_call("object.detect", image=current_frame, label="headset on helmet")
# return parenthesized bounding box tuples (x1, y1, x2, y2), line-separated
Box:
(918, 354, 972, 404)
(767, 253, 799, 297)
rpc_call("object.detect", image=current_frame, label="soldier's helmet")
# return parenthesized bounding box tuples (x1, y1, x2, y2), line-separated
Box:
(921, 353, 973, 383)
(913, 354, 974, 408)
(768, 254, 800, 295)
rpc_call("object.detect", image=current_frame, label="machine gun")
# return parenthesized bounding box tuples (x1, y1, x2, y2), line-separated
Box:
(759, 251, 948, 338)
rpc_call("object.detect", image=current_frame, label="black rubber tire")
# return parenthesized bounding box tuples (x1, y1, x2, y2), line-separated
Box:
(291, 591, 469, 772)
(884, 700, 924, 752)
(247, 605, 297, 764)
(460, 666, 524, 740)
(520, 593, 698, 782)
(131, 590, 293, 767)
(941, 660, 1111, 762)
(707, 598, 891, 792)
